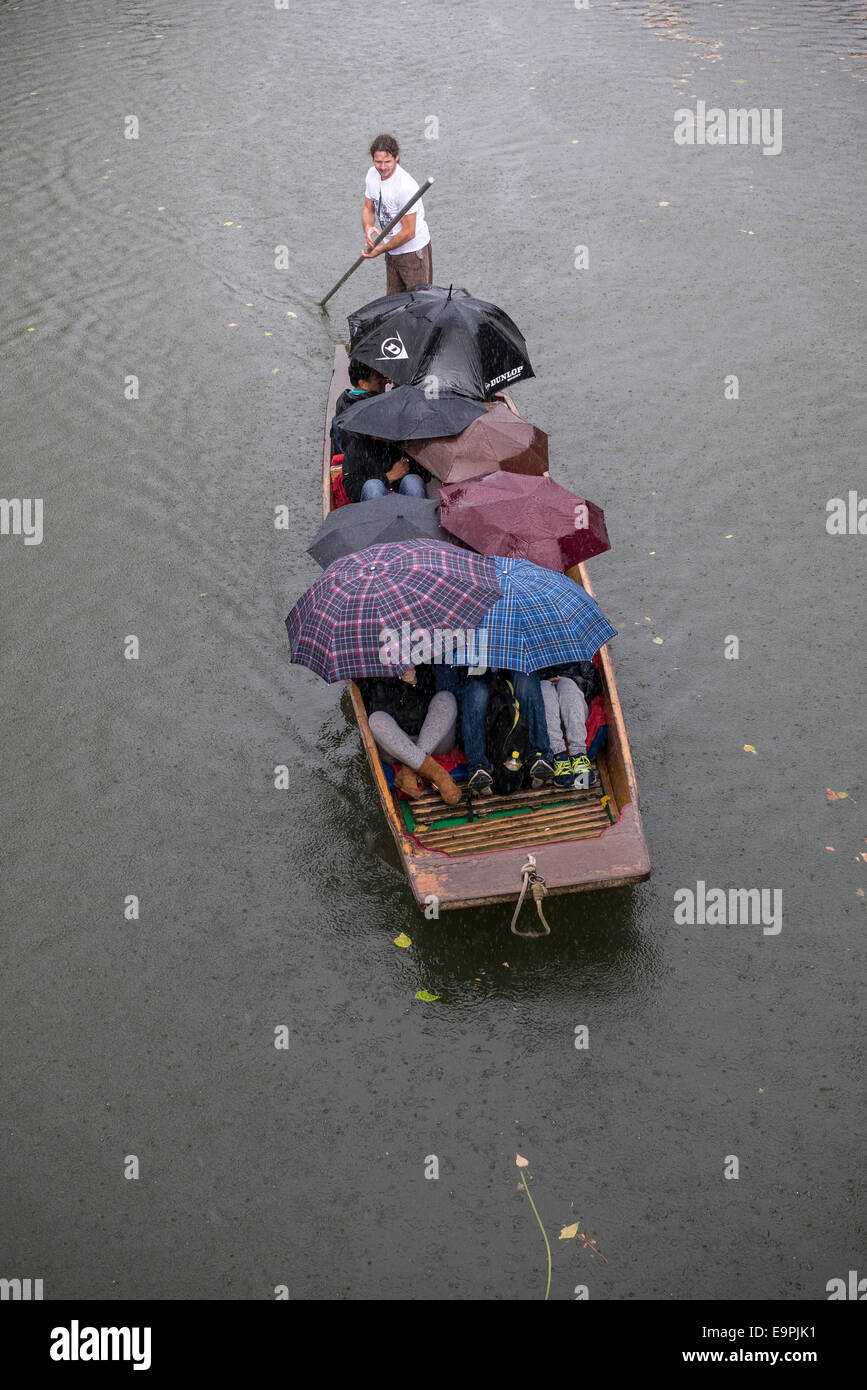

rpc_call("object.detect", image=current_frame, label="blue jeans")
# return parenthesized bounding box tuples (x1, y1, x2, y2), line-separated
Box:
(360, 474, 427, 501)
(434, 669, 553, 769)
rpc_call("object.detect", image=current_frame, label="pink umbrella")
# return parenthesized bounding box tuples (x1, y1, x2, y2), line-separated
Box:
(439, 473, 610, 571)
(406, 399, 548, 483)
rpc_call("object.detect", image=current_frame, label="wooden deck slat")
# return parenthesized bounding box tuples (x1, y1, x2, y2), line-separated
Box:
(422, 812, 612, 843)
(422, 823, 612, 853)
(416, 806, 613, 853)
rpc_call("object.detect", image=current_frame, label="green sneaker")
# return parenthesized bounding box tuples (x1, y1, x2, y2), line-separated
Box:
(553, 751, 575, 788)
(571, 754, 598, 789)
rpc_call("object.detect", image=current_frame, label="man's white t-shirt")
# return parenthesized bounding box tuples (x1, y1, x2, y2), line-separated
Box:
(364, 164, 430, 255)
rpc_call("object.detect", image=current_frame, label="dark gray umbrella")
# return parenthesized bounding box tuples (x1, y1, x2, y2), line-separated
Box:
(336, 383, 486, 441)
(307, 494, 454, 569)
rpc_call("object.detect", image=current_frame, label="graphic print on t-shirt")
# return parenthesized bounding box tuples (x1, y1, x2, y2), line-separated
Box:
(365, 166, 429, 254)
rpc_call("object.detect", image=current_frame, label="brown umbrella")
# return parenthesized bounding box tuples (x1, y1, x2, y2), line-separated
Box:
(439, 473, 610, 571)
(405, 399, 548, 483)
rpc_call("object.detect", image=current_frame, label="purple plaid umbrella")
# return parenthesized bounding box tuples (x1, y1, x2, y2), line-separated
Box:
(439, 472, 610, 570)
(285, 539, 503, 682)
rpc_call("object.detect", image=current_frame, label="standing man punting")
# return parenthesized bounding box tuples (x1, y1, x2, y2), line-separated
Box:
(361, 134, 433, 296)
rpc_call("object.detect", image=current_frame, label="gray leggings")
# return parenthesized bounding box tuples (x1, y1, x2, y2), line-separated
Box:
(368, 691, 458, 771)
(541, 678, 589, 753)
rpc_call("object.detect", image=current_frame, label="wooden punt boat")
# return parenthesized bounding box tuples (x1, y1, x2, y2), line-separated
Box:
(321, 346, 650, 911)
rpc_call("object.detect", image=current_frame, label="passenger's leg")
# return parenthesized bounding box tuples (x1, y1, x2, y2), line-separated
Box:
(397, 473, 427, 498)
(556, 678, 589, 751)
(417, 691, 457, 757)
(368, 711, 424, 769)
(540, 679, 565, 752)
(511, 671, 554, 762)
(459, 676, 491, 769)
(360, 478, 389, 501)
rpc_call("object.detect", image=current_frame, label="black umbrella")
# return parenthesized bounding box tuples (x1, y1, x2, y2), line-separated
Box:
(347, 284, 534, 399)
(307, 494, 453, 569)
(336, 383, 486, 441)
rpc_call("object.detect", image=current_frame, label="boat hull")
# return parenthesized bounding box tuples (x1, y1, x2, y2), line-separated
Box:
(320, 346, 650, 909)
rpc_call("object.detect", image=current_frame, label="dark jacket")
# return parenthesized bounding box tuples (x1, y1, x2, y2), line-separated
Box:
(331, 388, 375, 456)
(340, 434, 428, 504)
(356, 665, 436, 738)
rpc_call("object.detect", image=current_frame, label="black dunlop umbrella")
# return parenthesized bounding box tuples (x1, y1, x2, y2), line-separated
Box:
(347, 285, 534, 399)
(307, 494, 453, 569)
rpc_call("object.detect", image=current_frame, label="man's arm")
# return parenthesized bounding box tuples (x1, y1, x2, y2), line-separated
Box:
(361, 212, 417, 259)
(362, 196, 377, 248)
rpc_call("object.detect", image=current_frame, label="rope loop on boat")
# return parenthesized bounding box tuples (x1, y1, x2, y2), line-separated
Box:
(510, 855, 551, 937)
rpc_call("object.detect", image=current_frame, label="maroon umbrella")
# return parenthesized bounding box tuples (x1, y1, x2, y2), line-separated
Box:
(405, 399, 548, 483)
(439, 473, 610, 571)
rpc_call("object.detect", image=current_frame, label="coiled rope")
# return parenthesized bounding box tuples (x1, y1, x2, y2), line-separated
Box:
(510, 855, 551, 937)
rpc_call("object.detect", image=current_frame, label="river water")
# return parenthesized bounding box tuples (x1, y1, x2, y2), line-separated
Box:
(2, 0, 865, 1300)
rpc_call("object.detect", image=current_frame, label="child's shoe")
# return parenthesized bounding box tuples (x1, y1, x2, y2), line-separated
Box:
(553, 751, 575, 788)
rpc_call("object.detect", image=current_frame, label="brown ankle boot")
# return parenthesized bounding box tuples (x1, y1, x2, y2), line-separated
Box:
(417, 754, 462, 807)
(394, 764, 422, 798)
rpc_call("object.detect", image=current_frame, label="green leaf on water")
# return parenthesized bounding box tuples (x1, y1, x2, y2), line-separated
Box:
(415, 989, 440, 1002)
(394, 932, 412, 948)
(652, 636, 664, 644)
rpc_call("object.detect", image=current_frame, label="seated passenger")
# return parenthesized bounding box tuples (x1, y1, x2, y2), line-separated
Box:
(537, 661, 601, 788)
(341, 433, 428, 504)
(331, 359, 388, 456)
(435, 665, 555, 797)
(356, 665, 461, 805)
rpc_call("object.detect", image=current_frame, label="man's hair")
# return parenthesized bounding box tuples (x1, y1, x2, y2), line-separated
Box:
(369, 133, 400, 160)
(348, 358, 374, 388)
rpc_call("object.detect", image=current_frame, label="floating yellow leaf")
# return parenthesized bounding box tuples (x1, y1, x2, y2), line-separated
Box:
(559, 1222, 579, 1240)
(414, 989, 439, 1002)
(659, 201, 670, 207)
(393, 932, 412, 948)
(271, 368, 279, 374)
(516, 1154, 529, 1167)
(825, 788, 849, 801)
(652, 636, 663, 644)
(223, 220, 234, 226)
(743, 745, 757, 755)
(286, 311, 297, 318)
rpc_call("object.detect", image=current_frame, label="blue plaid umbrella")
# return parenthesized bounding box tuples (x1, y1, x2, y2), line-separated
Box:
(286, 540, 503, 682)
(449, 556, 617, 672)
